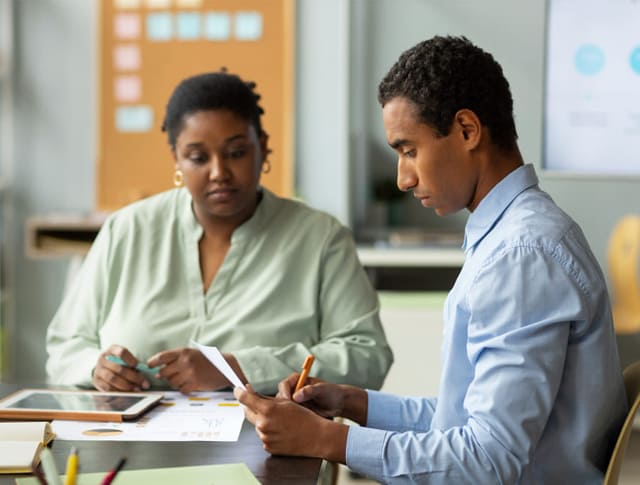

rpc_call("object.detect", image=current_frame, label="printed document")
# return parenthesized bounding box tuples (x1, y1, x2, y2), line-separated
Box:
(51, 391, 244, 441)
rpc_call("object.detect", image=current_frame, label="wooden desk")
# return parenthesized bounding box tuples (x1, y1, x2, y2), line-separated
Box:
(0, 383, 322, 485)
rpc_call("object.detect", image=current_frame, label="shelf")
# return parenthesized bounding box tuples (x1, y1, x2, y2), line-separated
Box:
(357, 246, 465, 268)
(25, 215, 108, 258)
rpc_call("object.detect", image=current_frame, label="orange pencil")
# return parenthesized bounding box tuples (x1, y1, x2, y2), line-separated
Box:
(294, 355, 315, 393)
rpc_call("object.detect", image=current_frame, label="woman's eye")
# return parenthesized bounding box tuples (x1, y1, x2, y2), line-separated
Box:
(188, 153, 207, 163)
(226, 147, 248, 160)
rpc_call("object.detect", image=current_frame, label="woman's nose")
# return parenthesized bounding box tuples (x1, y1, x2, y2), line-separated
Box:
(208, 155, 229, 181)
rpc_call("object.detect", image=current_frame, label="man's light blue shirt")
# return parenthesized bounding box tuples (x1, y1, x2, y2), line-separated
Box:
(346, 164, 626, 484)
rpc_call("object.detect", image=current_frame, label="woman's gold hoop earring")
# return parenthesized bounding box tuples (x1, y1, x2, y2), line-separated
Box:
(173, 169, 184, 187)
(262, 160, 271, 174)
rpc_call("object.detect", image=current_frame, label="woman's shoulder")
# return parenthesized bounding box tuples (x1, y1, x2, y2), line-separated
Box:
(266, 190, 343, 231)
(104, 188, 187, 233)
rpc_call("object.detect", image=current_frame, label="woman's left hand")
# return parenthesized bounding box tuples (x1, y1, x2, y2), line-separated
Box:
(147, 348, 246, 394)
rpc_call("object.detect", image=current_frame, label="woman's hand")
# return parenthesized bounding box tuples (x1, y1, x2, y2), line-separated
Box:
(92, 345, 150, 392)
(235, 385, 349, 461)
(147, 348, 247, 394)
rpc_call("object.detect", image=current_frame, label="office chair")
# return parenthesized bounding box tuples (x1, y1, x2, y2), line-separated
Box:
(607, 216, 640, 334)
(604, 360, 640, 485)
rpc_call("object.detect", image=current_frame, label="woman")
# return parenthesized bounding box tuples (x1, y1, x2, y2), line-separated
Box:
(46, 71, 393, 395)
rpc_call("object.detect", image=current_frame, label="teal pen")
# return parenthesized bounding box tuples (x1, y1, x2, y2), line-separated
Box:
(39, 447, 62, 485)
(106, 354, 162, 374)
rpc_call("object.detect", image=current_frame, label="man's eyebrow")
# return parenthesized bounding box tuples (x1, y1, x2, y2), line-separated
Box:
(389, 139, 410, 150)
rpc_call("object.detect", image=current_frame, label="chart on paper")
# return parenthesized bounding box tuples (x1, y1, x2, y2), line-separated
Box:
(50, 391, 244, 441)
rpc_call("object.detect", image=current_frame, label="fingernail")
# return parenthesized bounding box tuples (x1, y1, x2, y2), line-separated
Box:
(142, 381, 150, 389)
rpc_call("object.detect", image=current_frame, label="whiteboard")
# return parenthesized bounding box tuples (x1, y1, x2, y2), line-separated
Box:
(543, 0, 640, 176)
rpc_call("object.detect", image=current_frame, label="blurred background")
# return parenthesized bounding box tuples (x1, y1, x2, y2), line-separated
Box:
(0, 0, 639, 402)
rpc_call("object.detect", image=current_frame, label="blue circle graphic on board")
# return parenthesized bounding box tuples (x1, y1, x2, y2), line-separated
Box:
(574, 44, 605, 75)
(630, 46, 640, 74)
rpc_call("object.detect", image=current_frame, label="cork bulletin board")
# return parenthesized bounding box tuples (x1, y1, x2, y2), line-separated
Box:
(98, 0, 294, 211)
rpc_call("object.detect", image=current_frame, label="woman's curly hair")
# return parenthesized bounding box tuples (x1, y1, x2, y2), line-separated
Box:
(162, 69, 265, 149)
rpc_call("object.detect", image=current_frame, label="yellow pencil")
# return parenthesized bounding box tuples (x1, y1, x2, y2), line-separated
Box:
(63, 447, 78, 485)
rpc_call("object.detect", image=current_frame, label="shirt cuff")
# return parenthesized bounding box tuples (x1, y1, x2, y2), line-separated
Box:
(232, 347, 291, 394)
(366, 389, 405, 429)
(345, 424, 389, 479)
(48, 348, 102, 388)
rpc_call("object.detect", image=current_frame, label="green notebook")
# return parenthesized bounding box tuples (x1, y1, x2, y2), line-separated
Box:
(16, 462, 260, 485)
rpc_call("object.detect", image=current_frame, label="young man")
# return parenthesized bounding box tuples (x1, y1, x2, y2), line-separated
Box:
(236, 36, 626, 483)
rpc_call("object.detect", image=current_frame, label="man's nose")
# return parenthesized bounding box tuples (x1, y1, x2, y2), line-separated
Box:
(396, 158, 417, 192)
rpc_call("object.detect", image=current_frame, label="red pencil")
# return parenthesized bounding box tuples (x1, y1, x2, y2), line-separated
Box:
(100, 457, 126, 485)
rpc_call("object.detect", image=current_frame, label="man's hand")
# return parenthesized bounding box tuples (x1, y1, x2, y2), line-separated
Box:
(277, 373, 368, 425)
(235, 385, 349, 462)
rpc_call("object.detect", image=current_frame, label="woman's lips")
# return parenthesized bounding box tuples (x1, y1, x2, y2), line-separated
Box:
(207, 188, 237, 202)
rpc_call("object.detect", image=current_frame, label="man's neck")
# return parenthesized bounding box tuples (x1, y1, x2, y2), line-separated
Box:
(468, 145, 525, 212)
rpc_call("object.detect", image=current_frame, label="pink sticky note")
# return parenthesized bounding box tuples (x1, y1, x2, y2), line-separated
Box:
(113, 45, 141, 71)
(114, 13, 141, 40)
(115, 75, 141, 102)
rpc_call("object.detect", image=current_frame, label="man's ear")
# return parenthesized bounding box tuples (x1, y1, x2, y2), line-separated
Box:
(454, 109, 481, 149)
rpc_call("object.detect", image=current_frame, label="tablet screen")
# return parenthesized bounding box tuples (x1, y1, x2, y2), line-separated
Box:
(0, 389, 163, 422)
(7, 391, 145, 413)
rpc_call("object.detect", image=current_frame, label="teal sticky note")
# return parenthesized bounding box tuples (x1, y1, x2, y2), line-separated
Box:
(234, 11, 262, 41)
(177, 12, 201, 40)
(147, 12, 173, 41)
(115, 106, 153, 132)
(204, 12, 230, 40)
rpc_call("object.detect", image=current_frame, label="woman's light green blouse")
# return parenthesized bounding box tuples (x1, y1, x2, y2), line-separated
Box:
(46, 188, 393, 394)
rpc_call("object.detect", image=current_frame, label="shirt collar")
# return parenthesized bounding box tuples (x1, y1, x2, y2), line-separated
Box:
(463, 164, 538, 251)
(179, 186, 273, 242)
(231, 187, 272, 242)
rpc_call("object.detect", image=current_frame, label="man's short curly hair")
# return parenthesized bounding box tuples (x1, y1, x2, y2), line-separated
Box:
(378, 36, 518, 151)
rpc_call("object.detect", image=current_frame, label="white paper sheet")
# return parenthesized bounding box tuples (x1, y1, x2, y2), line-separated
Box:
(51, 391, 244, 441)
(193, 342, 247, 390)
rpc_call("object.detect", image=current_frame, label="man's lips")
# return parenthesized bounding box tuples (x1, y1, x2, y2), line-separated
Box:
(414, 193, 430, 206)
